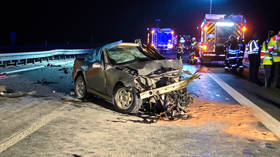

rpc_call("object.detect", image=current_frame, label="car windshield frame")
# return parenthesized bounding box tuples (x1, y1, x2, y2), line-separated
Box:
(106, 45, 153, 65)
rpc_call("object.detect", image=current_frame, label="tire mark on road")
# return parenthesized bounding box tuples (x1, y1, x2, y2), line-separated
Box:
(0, 104, 68, 153)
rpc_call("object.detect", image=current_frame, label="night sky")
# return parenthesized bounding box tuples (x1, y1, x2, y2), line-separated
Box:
(1, 0, 279, 46)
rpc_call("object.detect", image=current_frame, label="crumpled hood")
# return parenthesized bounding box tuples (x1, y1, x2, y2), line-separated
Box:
(119, 59, 183, 76)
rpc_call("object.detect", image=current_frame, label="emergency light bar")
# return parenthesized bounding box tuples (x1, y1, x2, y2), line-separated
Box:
(216, 22, 234, 27)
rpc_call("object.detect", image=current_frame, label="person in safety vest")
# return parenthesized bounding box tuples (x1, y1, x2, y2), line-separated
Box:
(248, 34, 260, 83)
(267, 31, 280, 88)
(260, 31, 274, 88)
(191, 37, 197, 49)
(177, 43, 183, 60)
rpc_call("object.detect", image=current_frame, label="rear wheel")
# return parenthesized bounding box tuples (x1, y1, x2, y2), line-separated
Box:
(113, 86, 142, 114)
(224, 68, 229, 72)
(75, 75, 87, 100)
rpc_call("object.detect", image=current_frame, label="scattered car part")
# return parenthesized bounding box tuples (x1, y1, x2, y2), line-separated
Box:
(0, 73, 6, 79)
(0, 86, 36, 98)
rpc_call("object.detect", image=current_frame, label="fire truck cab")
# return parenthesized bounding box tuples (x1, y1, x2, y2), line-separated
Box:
(147, 28, 176, 53)
(200, 14, 247, 64)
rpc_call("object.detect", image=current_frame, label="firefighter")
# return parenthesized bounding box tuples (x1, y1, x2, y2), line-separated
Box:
(185, 35, 191, 52)
(260, 31, 274, 88)
(238, 36, 245, 53)
(248, 34, 260, 83)
(190, 37, 197, 55)
(191, 37, 197, 48)
(268, 31, 280, 88)
(224, 35, 239, 69)
(177, 43, 183, 60)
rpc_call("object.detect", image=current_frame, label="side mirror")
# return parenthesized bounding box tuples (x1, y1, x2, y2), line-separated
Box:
(92, 62, 102, 68)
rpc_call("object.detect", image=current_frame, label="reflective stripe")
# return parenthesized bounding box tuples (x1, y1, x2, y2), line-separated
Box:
(248, 51, 259, 54)
(272, 53, 280, 56)
(203, 54, 216, 56)
(264, 57, 272, 59)
(249, 40, 259, 53)
(228, 56, 243, 59)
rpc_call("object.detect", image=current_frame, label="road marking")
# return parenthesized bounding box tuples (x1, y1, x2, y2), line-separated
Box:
(209, 73, 280, 138)
(0, 104, 67, 153)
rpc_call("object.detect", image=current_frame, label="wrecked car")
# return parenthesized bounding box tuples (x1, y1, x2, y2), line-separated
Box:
(72, 41, 199, 116)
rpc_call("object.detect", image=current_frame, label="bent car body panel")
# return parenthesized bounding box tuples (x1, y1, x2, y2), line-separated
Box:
(119, 59, 183, 76)
(140, 73, 200, 99)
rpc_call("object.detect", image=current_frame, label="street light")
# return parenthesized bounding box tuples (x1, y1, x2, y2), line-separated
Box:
(210, 0, 212, 14)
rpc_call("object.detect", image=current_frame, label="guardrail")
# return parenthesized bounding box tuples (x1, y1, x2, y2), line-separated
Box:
(0, 49, 92, 67)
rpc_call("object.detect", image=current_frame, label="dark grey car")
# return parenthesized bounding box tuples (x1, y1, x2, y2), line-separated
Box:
(72, 41, 198, 114)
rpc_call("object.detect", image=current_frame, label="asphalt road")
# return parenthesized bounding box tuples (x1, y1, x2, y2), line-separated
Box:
(0, 59, 279, 157)
(196, 65, 280, 121)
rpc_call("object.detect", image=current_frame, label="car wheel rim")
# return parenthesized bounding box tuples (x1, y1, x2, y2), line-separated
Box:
(115, 88, 133, 110)
(76, 78, 85, 98)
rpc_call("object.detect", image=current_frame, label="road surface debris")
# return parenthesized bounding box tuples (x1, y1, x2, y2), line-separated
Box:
(0, 85, 36, 98)
(33, 79, 57, 86)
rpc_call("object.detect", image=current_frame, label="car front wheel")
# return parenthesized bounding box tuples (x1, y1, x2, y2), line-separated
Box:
(113, 86, 142, 114)
(75, 75, 87, 100)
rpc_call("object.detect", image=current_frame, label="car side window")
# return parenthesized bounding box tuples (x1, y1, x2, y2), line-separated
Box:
(85, 47, 102, 64)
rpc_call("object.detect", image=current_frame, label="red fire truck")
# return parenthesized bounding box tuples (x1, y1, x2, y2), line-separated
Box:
(199, 14, 247, 64)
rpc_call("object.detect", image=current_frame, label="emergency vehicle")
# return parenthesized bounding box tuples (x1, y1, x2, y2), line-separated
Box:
(147, 28, 176, 53)
(199, 14, 247, 64)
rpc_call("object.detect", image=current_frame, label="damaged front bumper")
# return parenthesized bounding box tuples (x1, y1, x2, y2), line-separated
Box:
(139, 73, 200, 99)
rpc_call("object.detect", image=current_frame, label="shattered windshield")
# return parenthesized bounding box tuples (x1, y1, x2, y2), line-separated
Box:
(107, 45, 151, 64)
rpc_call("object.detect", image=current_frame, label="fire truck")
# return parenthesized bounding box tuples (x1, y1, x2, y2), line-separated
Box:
(199, 14, 247, 64)
(147, 28, 176, 53)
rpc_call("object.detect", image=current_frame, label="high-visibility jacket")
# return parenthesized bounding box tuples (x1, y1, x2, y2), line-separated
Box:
(261, 41, 273, 65)
(268, 34, 280, 62)
(248, 40, 259, 54)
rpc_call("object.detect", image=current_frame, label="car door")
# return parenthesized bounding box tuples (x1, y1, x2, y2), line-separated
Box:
(86, 48, 106, 94)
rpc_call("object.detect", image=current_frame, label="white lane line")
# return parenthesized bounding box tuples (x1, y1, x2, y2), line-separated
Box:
(0, 104, 67, 153)
(209, 73, 280, 138)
